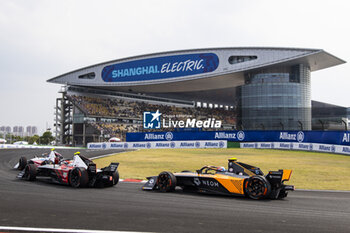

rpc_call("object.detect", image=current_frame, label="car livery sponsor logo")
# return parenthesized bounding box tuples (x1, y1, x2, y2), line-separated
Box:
(194, 178, 219, 187)
(194, 178, 201, 186)
(202, 179, 219, 187)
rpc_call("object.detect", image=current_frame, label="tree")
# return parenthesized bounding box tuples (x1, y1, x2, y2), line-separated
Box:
(39, 131, 54, 145)
(28, 135, 40, 144)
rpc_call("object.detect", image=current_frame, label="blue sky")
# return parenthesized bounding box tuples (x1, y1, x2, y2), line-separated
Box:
(0, 0, 349, 133)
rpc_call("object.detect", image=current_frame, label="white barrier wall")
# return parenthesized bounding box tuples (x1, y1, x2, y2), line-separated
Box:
(0, 144, 83, 150)
(87, 140, 227, 150)
(240, 142, 350, 155)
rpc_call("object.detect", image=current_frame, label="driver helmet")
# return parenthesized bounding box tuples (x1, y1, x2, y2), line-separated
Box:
(217, 166, 226, 172)
(51, 148, 55, 151)
(74, 151, 80, 155)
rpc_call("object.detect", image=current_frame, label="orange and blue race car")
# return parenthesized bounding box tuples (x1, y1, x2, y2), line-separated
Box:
(142, 158, 294, 200)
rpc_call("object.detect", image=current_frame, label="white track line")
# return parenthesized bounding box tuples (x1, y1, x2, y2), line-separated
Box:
(0, 226, 147, 233)
(89, 150, 136, 160)
(89, 152, 122, 160)
(296, 189, 350, 193)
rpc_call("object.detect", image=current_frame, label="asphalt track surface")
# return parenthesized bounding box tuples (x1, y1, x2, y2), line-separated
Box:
(0, 149, 350, 233)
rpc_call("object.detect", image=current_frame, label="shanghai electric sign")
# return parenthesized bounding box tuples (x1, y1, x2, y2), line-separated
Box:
(102, 53, 219, 82)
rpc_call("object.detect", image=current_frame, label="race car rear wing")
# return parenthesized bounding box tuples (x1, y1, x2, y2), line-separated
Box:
(102, 163, 119, 172)
(266, 169, 292, 183)
(266, 169, 294, 199)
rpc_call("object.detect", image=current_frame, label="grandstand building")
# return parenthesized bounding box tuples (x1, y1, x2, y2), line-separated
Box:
(48, 47, 345, 146)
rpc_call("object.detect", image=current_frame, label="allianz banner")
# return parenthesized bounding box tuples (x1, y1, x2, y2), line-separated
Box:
(126, 130, 350, 146)
(240, 142, 350, 156)
(87, 140, 227, 150)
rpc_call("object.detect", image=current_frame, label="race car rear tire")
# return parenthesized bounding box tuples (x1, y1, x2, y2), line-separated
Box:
(69, 167, 89, 188)
(157, 171, 176, 192)
(112, 170, 119, 186)
(18, 156, 27, 170)
(24, 164, 37, 181)
(244, 176, 271, 200)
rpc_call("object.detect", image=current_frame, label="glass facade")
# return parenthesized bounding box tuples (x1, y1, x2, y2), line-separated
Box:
(311, 100, 348, 130)
(78, 72, 96, 79)
(241, 64, 311, 130)
(228, 56, 257, 64)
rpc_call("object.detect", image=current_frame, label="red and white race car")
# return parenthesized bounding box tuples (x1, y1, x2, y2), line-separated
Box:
(17, 152, 119, 188)
(14, 149, 63, 170)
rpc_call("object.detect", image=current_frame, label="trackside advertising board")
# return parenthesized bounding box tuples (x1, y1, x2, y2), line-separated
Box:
(87, 140, 227, 150)
(126, 130, 350, 146)
(240, 142, 350, 156)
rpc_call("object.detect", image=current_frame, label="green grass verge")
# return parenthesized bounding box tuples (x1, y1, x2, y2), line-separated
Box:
(93, 148, 350, 191)
(227, 141, 240, 148)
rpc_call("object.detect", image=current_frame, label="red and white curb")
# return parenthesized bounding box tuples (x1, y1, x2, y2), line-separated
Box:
(0, 226, 147, 233)
(120, 179, 147, 183)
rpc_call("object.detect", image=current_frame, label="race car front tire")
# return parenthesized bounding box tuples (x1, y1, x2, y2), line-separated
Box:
(18, 156, 27, 170)
(157, 171, 176, 192)
(244, 176, 271, 200)
(24, 164, 37, 181)
(69, 167, 89, 188)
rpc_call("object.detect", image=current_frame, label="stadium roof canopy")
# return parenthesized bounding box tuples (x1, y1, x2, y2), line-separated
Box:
(48, 47, 345, 105)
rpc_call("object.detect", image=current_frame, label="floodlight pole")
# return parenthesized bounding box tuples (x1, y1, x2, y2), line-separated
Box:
(342, 119, 348, 131)
(298, 121, 303, 131)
